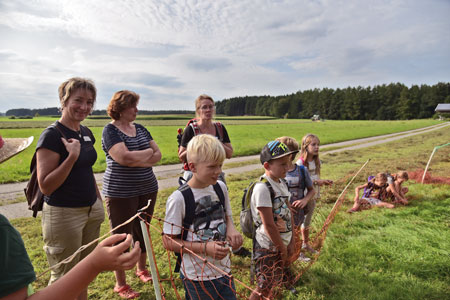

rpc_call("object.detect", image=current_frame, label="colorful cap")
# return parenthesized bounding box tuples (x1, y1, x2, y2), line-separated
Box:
(260, 140, 298, 164)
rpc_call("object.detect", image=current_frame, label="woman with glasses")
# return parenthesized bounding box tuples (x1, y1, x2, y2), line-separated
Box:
(178, 94, 233, 183)
(178, 94, 251, 258)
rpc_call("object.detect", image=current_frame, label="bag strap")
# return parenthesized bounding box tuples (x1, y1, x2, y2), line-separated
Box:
(214, 122, 224, 142)
(299, 165, 306, 190)
(190, 120, 201, 136)
(260, 176, 275, 201)
(53, 121, 68, 140)
(174, 182, 226, 272)
(29, 122, 67, 173)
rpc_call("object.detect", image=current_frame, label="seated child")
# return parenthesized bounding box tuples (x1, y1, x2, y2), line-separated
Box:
(348, 173, 394, 213)
(162, 134, 243, 300)
(276, 137, 315, 261)
(249, 141, 298, 300)
(386, 171, 409, 205)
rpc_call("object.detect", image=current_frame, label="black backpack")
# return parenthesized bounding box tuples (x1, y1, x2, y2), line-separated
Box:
(174, 182, 226, 272)
(24, 122, 67, 217)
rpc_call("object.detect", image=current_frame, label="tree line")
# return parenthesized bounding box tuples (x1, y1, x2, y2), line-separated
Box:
(215, 82, 450, 120)
(5, 108, 193, 117)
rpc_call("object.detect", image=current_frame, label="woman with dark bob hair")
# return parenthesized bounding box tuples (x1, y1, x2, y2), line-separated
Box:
(102, 90, 161, 299)
(36, 77, 105, 300)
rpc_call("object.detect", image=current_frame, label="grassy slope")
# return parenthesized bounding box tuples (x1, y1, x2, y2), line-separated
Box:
(10, 126, 450, 299)
(0, 119, 443, 183)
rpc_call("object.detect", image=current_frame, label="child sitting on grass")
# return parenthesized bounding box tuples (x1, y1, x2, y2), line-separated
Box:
(276, 136, 315, 261)
(348, 173, 394, 213)
(386, 171, 409, 205)
(249, 140, 298, 299)
(162, 134, 243, 300)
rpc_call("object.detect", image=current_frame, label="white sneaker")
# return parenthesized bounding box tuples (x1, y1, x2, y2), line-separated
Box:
(297, 252, 311, 262)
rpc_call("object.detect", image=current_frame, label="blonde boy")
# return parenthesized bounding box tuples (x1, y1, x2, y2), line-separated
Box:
(249, 141, 298, 299)
(162, 134, 243, 300)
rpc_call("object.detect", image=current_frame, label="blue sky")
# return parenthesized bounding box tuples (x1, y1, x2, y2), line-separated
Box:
(0, 0, 449, 112)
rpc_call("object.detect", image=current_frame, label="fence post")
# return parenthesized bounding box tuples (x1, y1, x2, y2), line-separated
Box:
(140, 218, 163, 300)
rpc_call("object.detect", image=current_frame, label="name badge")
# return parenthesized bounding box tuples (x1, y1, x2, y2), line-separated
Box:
(83, 136, 92, 142)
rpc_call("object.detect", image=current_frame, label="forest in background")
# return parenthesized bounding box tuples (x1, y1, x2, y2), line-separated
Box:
(216, 82, 450, 120)
(4, 82, 450, 120)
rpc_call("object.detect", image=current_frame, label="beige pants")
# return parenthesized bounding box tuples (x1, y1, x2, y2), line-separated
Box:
(42, 198, 105, 284)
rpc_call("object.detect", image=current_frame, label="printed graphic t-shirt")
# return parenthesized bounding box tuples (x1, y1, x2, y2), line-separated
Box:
(163, 181, 232, 280)
(251, 174, 292, 250)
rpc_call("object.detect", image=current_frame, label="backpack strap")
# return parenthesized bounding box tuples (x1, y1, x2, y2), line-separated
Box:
(212, 182, 226, 213)
(174, 183, 195, 272)
(189, 120, 201, 136)
(174, 182, 226, 272)
(299, 165, 306, 190)
(214, 122, 224, 143)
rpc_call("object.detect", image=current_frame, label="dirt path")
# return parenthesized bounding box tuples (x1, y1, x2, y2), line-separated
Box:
(0, 122, 448, 219)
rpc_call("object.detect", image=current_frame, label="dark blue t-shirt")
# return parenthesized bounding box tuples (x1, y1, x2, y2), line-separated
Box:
(36, 122, 97, 207)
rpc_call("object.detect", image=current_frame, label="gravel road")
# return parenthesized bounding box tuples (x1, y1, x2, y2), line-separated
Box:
(0, 122, 448, 219)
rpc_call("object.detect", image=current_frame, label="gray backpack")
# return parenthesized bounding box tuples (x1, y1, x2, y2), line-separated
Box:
(240, 177, 275, 238)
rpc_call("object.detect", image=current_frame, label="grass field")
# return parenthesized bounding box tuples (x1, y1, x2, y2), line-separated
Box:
(0, 118, 443, 183)
(10, 126, 450, 299)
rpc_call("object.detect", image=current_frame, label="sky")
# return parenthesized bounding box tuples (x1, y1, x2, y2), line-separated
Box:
(0, 0, 449, 112)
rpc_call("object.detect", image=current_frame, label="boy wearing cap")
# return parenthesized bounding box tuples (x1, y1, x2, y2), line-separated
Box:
(249, 141, 298, 300)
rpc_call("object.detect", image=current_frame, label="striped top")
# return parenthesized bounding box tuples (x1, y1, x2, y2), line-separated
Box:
(102, 123, 158, 198)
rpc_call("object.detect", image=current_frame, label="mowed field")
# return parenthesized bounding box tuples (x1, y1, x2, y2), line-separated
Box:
(0, 116, 443, 183)
(11, 125, 450, 300)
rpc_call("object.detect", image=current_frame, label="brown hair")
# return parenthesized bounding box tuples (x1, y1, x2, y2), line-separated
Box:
(372, 173, 388, 184)
(58, 77, 96, 111)
(195, 94, 215, 118)
(394, 171, 409, 181)
(276, 136, 299, 161)
(107, 90, 139, 120)
(300, 134, 321, 175)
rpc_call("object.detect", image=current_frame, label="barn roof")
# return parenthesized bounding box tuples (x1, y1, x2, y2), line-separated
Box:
(435, 103, 450, 112)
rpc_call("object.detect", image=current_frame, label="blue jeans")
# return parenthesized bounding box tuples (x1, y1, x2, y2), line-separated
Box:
(180, 273, 237, 300)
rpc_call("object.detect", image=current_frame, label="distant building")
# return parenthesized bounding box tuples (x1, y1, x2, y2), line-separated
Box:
(311, 114, 320, 121)
(435, 103, 450, 113)
(435, 103, 450, 120)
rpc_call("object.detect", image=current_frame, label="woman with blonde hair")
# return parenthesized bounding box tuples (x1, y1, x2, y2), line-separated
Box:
(178, 94, 233, 182)
(36, 77, 105, 300)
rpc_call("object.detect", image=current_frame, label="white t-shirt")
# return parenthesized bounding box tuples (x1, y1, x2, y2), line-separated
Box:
(163, 181, 232, 280)
(250, 174, 293, 250)
(297, 159, 320, 197)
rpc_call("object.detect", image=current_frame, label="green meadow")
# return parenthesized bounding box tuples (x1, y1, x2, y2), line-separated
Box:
(0, 117, 443, 183)
(10, 125, 450, 299)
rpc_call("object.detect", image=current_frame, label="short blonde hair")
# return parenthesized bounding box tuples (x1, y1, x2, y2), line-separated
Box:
(187, 134, 225, 164)
(58, 77, 96, 110)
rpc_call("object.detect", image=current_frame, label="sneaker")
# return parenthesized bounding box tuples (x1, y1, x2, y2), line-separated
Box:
(233, 247, 251, 257)
(297, 252, 311, 262)
(302, 243, 318, 255)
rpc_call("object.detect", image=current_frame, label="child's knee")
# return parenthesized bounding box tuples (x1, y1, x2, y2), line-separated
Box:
(402, 187, 409, 194)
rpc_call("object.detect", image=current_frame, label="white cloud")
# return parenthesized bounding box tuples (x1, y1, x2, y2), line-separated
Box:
(0, 0, 449, 112)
